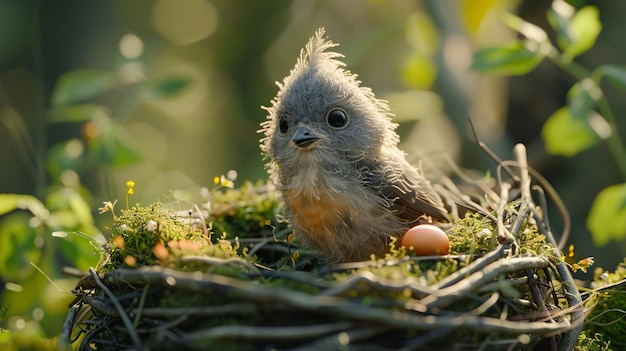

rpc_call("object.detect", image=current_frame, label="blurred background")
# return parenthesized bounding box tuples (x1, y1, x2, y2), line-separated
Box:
(1, 0, 624, 342)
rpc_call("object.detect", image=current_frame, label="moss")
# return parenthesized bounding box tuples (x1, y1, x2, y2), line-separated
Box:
(210, 180, 286, 240)
(97, 202, 244, 274)
(575, 331, 613, 351)
(583, 259, 626, 349)
(448, 212, 498, 255)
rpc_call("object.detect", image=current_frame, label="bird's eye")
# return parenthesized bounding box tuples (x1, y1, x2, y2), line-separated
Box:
(325, 108, 349, 129)
(278, 115, 289, 134)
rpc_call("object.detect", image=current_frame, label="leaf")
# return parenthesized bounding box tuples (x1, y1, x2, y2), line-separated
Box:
(47, 104, 109, 124)
(546, 2, 601, 61)
(471, 41, 544, 75)
(587, 183, 626, 247)
(149, 75, 193, 98)
(87, 122, 142, 167)
(0, 193, 47, 218)
(51, 69, 118, 106)
(0, 213, 41, 280)
(46, 139, 86, 178)
(566, 79, 600, 120)
(541, 107, 599, 156)
(44, 186, 95, 229)
(597, 64, 626, 91)
(546, 0, 576, 51)
(564, 6, 602, 61)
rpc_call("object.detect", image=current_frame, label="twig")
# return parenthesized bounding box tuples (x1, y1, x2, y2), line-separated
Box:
(89, 268, 143, 349)
(58, 303, 81, 351)
(469, 118, 519, 181)
(138, 303, 257, 317)
(421, 256, 550, 309)
(320, 270, 434, 302)
(289, 326, 392, 351)
(435, 245, 508, 289)
(495, 181, 515, 245)
(183, 322, 356, 342)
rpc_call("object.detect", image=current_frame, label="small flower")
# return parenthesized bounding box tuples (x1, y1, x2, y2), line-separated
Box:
(126, 180, 135, 195)
(119, 224, 128, 232)
(213, 175, 234, 188)
(98, 200, 118, 214)
(146, 220, 158, 232)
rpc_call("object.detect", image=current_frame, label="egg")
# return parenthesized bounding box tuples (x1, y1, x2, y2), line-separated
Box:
(401, 224, 450, 256)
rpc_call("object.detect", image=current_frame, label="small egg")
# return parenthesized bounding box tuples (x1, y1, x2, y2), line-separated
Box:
(401, 224, 450, 256)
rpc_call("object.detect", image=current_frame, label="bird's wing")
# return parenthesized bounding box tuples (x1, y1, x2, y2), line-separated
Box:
(364, 167, 449, 223)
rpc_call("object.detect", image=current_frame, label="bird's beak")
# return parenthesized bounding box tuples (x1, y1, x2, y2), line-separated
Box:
(292, 126, 320, 148)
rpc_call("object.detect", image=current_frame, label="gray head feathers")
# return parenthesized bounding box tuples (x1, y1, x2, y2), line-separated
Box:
(260, 28, 399, 170)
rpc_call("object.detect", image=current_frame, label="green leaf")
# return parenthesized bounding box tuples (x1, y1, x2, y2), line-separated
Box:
(541, 107, 599, 156)
(587, 183, 626, 246)
(149, 76, 193, 98)
(564, 6, 602, 61)
(44, 186, 95, 229)
(47, 104, 109, 124)
(547, 3, 601, 61)
(0, 213, 41, 280)
(51, 69, 118, 106)
(566, 79, 600, 120)
(56, 229, 102, 270)
(46, 139, 86, 178)
(471, 41, 544, 75)
(547, 0, 576, 51)
(0, 194, 47, 218)
(597, 64, 626, 91)
(87, 122, 142, 167)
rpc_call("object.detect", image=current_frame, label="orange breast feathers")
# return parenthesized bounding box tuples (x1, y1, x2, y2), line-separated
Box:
(282, 189, 356, 236)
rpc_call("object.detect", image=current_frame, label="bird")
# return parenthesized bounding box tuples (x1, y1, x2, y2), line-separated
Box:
(259, 28, 448, 262)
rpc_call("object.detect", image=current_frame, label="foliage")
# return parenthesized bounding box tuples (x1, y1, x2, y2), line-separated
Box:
(471, 0, 626, 248)
(0, 30, 195, 340)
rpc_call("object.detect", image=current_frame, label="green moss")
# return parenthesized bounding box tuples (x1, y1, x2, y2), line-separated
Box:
(210, 180, 285, 240)
(97, 202, 244, 274)
(575, 331, 613, 351)
(448, 212, 497, 255)
(583, 259, 626, 349)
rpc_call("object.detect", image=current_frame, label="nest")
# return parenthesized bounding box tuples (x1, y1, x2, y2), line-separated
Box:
(59, 144, 584, 351)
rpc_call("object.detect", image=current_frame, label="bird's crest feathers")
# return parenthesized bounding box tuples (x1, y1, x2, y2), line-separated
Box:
(295, 28, 344, 73)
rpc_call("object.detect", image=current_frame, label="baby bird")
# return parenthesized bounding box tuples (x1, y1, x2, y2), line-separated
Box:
(260, 28, 448, 262)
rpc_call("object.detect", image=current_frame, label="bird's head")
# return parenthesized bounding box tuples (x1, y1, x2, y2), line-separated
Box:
(260, 28, 400, 174)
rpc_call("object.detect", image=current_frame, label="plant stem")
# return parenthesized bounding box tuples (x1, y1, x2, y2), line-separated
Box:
(595, 97, 626, 180)
(549, 51, 626, 181)
(547, 48, 590, 80)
